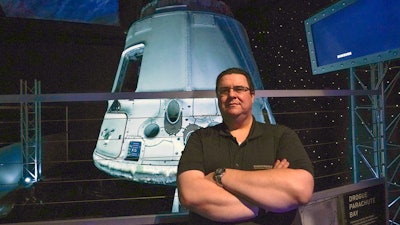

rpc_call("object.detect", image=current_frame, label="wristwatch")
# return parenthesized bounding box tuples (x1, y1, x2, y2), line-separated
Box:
(214, 168, 226, 186)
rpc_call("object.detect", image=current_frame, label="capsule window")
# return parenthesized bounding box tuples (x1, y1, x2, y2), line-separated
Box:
(166, 100, 181, 124)
(115, 44, 145, 92)
(164, 99, 182, 135)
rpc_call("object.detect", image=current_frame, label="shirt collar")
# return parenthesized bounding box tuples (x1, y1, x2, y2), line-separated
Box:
(217, 116, 264, 140)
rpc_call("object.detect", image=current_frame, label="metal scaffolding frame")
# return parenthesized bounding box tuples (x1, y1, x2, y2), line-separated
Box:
(349, 61, 400, 224)
(19, 79, 42, 185)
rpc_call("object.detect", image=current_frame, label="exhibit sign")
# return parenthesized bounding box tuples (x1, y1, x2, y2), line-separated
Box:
(342, 182, 386, 225)
(300, 178, 387, 225)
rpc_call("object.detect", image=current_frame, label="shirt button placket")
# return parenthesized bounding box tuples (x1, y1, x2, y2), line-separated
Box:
(233, 144, 241, 169)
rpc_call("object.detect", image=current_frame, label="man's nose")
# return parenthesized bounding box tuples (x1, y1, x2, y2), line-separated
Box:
(227, 88, 237, 96)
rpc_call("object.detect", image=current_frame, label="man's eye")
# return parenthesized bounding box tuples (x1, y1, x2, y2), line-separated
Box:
(235, 86, 246, 92)
(220, 88, 230, 93)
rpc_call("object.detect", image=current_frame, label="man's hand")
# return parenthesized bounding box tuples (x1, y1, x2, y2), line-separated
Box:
(273, 158, 290, 169)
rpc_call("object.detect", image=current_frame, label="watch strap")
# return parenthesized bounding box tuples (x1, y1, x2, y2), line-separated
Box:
(214, 168, 226, 186)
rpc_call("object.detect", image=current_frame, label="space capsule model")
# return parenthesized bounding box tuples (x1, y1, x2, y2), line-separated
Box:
(93, 0, 275, 185)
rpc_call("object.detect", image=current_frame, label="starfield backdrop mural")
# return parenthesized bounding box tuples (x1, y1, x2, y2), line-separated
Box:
(0, 0, 398, 223)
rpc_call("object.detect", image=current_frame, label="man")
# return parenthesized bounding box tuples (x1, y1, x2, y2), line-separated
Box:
(177, 68, 314, 224)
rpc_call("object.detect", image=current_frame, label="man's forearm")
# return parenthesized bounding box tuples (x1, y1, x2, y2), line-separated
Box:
(220, 168, 314, 212)
(178, 170, 259, 222)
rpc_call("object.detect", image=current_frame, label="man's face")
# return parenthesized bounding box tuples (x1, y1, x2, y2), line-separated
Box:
(217, 73, 255, 119)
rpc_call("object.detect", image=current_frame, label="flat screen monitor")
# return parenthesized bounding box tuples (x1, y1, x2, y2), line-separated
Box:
(305, 0, 400, 75)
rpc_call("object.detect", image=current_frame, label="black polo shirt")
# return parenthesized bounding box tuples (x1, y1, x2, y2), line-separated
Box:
(178, 120, 314, 175)
(177, 120, 314, 225)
